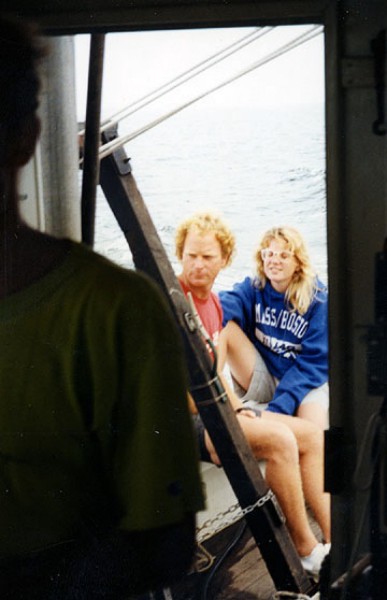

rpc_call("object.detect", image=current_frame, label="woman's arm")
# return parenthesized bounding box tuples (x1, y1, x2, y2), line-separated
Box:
(219, 276, 255, 331)
(266, 299, 329, 415)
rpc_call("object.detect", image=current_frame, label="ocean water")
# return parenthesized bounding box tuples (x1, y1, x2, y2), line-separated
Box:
(93, 102, 327, 292)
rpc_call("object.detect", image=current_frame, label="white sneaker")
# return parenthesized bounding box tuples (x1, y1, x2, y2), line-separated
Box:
(300, 542, 329, 579)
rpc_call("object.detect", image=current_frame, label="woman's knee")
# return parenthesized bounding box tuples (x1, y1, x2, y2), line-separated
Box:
(244, 419, 299, 464)
(288, 416, 322, 451)
(270, 427, 299, 464)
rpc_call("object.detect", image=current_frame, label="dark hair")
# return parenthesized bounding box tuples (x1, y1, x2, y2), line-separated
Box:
(0, 18, 46, 126)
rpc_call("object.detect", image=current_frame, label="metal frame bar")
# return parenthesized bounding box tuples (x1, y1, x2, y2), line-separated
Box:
(81, 33, 105, 246)
(4, 1, 328, 34)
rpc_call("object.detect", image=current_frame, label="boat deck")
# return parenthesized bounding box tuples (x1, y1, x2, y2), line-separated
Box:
(169, 463, 321, 599)
(171, 520, 321, 600)
(172, 520, 281, 599)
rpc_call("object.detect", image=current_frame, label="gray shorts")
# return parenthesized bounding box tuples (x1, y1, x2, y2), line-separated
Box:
(232, 350, 329, 412)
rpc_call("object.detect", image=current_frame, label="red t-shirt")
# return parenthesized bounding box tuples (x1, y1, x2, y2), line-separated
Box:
(179, 278, 223, 349)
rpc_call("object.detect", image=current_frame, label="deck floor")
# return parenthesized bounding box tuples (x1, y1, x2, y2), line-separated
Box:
(170, 521, 305, 599)
(198, 522, 277, 599)
(159, 462, 321, 600)
(169, 513, 322, 600)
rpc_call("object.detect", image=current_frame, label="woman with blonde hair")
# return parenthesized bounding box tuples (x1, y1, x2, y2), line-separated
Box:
(219, 226, 329, 429)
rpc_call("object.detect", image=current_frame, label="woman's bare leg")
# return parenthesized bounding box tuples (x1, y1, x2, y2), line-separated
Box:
(261, 411, 331, 542)
(297, 401, 328, 431)
(205, 415, 319, 556)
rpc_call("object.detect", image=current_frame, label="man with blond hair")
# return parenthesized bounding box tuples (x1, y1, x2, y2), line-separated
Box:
(175, 211, 331, 580)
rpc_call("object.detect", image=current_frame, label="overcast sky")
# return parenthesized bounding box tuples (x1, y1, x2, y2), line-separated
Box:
(75, 25, 324, 123)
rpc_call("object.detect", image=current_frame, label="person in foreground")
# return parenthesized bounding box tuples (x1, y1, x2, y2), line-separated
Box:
(219, 225, 329, 430)
(0, 18, 204, 599)
(175, 212, 331, 579)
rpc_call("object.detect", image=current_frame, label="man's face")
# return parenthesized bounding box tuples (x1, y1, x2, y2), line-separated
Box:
(181, 228, 226, 297)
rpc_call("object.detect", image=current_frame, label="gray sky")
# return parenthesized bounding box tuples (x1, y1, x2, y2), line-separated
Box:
(75, 25, 324, 122)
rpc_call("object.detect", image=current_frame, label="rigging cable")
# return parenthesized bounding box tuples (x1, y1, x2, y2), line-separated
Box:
(90, 27, 273, 136)
(95, 25, 323, 161)
(199, 521, 247, 600)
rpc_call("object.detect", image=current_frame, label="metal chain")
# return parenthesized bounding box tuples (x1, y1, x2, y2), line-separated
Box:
(272, 593, 313, 600)
(241, 489, 274, 516)
(196, 490, 274, 542)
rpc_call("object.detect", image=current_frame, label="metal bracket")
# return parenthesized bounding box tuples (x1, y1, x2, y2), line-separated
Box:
(341, 30, 386, 135)
(371, 29, 386, 136)
(102, 125, 132, 176)
(367, 326, 387, 396)
(342, 57, 374, 88)
(367, 244, 387, 396)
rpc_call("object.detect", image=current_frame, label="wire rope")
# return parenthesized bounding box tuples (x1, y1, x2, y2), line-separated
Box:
(95, 25, 323, 162)
(91, 27, 273, 136)
(199, 521, 247, 600)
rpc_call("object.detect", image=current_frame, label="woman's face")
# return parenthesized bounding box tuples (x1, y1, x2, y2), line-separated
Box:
(261, 238, 299, 293)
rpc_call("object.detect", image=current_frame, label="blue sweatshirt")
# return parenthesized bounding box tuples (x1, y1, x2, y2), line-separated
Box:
(219, 277, 328, 415)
